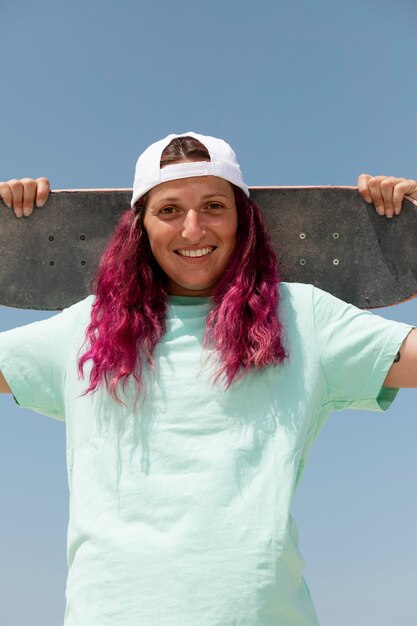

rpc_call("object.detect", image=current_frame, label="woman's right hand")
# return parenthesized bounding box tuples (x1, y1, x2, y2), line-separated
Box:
(0, 177, 51, 218)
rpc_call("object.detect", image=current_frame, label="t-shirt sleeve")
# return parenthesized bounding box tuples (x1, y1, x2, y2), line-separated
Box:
(0, 297, 93, 421)
(312, 286, 413, 412)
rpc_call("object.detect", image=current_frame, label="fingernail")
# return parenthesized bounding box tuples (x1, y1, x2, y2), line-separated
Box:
(23, 208, 31, 216)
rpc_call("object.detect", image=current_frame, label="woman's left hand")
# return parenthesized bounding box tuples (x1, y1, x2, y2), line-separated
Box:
(357, 174, 417, 218)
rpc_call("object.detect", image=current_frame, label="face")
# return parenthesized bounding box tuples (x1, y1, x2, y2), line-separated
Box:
(143, 175, 238, 296)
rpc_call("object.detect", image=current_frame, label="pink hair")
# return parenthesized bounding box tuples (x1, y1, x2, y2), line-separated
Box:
(207, 187, 286, 384)
(78, 206, 167, 401)
(78, 176, 286, 402)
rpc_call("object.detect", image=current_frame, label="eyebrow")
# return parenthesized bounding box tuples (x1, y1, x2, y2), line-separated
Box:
(201, 193, 230, 199)
(153, 192, 230, 203)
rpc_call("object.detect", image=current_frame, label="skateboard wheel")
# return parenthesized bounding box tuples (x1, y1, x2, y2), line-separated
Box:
(333, 232, 339, 239)
(333, 259, 339, 266)
(299, 233, 306, 239)
(299, 258, 306, 266)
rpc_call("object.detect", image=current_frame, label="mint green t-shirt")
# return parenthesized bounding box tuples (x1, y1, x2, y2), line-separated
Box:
(0, 283, 412, 626)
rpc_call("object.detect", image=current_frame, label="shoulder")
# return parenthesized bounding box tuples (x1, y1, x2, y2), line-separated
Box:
(277, 282, 359, 341)
(63, 294, 95, 311)
(278, 282, 315, 320)
(278, 281, 356, 319)
(56, 295, 96, 341)
(278, 281, 314, 303)
(59, 295, 95, 322)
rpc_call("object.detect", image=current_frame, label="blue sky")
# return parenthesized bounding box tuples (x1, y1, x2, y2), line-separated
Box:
(1, 1, 417, 624)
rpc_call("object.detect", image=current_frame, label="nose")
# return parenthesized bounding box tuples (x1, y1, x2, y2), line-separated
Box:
(181, 209, 206, 242)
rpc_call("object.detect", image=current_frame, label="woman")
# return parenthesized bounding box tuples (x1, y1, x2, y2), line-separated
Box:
(0, 132, 416, 626)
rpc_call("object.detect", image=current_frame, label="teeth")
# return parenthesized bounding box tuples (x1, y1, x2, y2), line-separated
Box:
(177, 246, 214, 258)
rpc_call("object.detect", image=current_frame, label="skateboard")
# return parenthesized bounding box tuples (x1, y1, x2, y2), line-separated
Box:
(1, 187, 416, 311)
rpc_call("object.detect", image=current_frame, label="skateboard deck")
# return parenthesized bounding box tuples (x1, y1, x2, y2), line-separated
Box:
(1, 187, 416, 311)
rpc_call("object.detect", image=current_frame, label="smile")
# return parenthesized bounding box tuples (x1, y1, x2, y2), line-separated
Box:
(175, 246, 215, 258)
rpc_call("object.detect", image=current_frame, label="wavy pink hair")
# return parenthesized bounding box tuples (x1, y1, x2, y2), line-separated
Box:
(78, 141, 287, 402)
(206, 187, 287, 383)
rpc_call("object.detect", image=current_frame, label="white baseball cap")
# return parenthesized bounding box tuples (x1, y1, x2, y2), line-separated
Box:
(131, 131, 249, 207)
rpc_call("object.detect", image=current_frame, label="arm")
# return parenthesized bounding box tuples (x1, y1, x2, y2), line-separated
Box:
(357, 174, 417, 387)
(0, 369, 11, 394)
(0, 177, 51, 393)
(384, 328, 417, 388)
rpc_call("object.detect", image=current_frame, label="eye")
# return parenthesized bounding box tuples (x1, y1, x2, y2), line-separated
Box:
(206, 202, 224, 211)
(159, 206, 178, 216)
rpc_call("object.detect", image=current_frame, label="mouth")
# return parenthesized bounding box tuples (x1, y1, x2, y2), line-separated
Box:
(174, 246, 216, 258)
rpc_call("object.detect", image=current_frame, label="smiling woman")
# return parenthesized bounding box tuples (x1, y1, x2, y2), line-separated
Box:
(79, 134, 286, 399)
(144, 136, 238, 297)
(0, 131, 415, 626)
(143, 176, 238, 296)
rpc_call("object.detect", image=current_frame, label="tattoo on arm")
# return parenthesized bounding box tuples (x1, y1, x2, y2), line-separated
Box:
(394, 351, 401, 363)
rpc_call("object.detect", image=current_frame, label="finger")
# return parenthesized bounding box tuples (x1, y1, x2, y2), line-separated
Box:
(400, 178, 417, 203)
(392, 180, 411, 215)
(357, 174, 373, 203)
(8, 179, 24, 217)
(20, 178, 37, 216)
(0, 183, 13, 209)
(367, 176, 386, 216)
(35, 177, 51, 207)
(380, 177, 399, 218)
